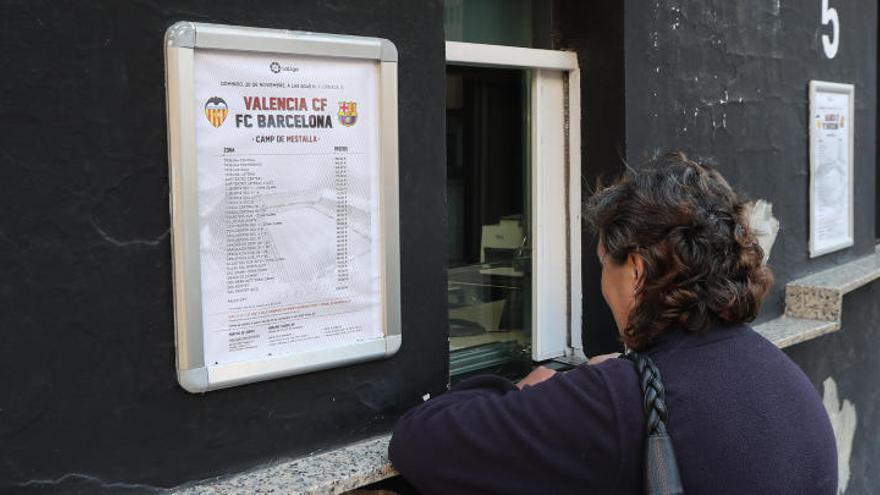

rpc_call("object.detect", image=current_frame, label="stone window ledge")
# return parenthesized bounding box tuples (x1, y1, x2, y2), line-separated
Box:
(173, 435, 396, 495)
(173, 247, 880, 495)
(754, 246, 880, 348)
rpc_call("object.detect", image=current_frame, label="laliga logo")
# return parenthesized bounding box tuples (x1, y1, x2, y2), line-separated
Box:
(270, 61, 299, 74)
(204, 97, 228, 128)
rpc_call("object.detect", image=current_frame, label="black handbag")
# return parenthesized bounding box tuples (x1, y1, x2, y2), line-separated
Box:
(624, 352, 685, 495)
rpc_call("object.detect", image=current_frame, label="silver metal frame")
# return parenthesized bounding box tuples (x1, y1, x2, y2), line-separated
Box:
(808, 80, 855, 258)
(164, 22, 401, 393)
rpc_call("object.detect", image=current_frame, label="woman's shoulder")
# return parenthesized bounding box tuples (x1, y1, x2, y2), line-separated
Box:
(570, 358, 645, 435)
(583, 355, 641, 384)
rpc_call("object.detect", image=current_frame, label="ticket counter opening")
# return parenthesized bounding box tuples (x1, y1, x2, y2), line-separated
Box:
(446, 65, 533, 381)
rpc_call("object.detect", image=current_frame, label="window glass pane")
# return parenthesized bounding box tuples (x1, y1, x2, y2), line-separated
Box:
(444, 0, 552, 48)
(447, 65, 533, 381)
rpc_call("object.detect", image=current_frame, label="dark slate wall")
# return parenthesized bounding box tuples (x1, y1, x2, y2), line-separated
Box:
(0, 0, 447, 490)
(623, 0, 877, 316)
(622, 1, 879, 493)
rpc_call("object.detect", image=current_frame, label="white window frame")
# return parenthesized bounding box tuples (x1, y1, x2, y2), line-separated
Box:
(445, 41, 583, 362)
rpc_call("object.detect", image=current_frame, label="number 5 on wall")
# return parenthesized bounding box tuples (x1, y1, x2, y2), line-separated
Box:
(821, 0, 839, 59)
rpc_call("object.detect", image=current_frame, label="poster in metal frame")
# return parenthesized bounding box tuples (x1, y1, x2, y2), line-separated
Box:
(164, 22, 401, 392)
(808, 80, 855, 258)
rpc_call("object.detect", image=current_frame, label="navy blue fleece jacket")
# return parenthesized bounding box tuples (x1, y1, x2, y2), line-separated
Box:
(389, 325, 837, 494)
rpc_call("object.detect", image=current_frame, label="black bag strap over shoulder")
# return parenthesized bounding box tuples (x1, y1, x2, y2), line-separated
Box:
(624, 352, 685, 495)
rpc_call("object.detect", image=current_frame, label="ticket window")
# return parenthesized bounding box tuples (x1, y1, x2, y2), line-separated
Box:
(446, 65, 532, 378)
(445, 42, 583, 381)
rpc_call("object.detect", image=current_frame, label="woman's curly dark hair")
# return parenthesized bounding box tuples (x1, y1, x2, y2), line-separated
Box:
(584, 151, 773, 350)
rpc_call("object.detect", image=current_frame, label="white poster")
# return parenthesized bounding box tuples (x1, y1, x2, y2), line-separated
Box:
(809, 82, 854, 258)
(193, 49, 383, 366)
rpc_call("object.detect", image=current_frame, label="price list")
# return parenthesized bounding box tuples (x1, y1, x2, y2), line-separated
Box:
(223, 157, 276, 294)
(334, 146, 351, 289)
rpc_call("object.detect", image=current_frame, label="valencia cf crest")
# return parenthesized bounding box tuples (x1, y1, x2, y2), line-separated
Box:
(338, 101, 358, 127)
(204, 97, 228, 128)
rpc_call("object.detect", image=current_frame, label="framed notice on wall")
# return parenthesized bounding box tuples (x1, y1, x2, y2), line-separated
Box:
(808, 81, 855, 258)
(164, 22, 401, 392)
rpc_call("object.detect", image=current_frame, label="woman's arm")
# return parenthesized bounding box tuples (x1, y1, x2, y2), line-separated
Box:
(389, 365, 628, 494)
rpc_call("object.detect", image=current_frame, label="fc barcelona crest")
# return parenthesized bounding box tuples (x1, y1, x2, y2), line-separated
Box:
(338, 101, 358, 127)
(204, 97, 228, 128)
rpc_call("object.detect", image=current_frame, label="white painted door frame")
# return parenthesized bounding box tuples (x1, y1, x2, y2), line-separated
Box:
(446, 41, 583, 361)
